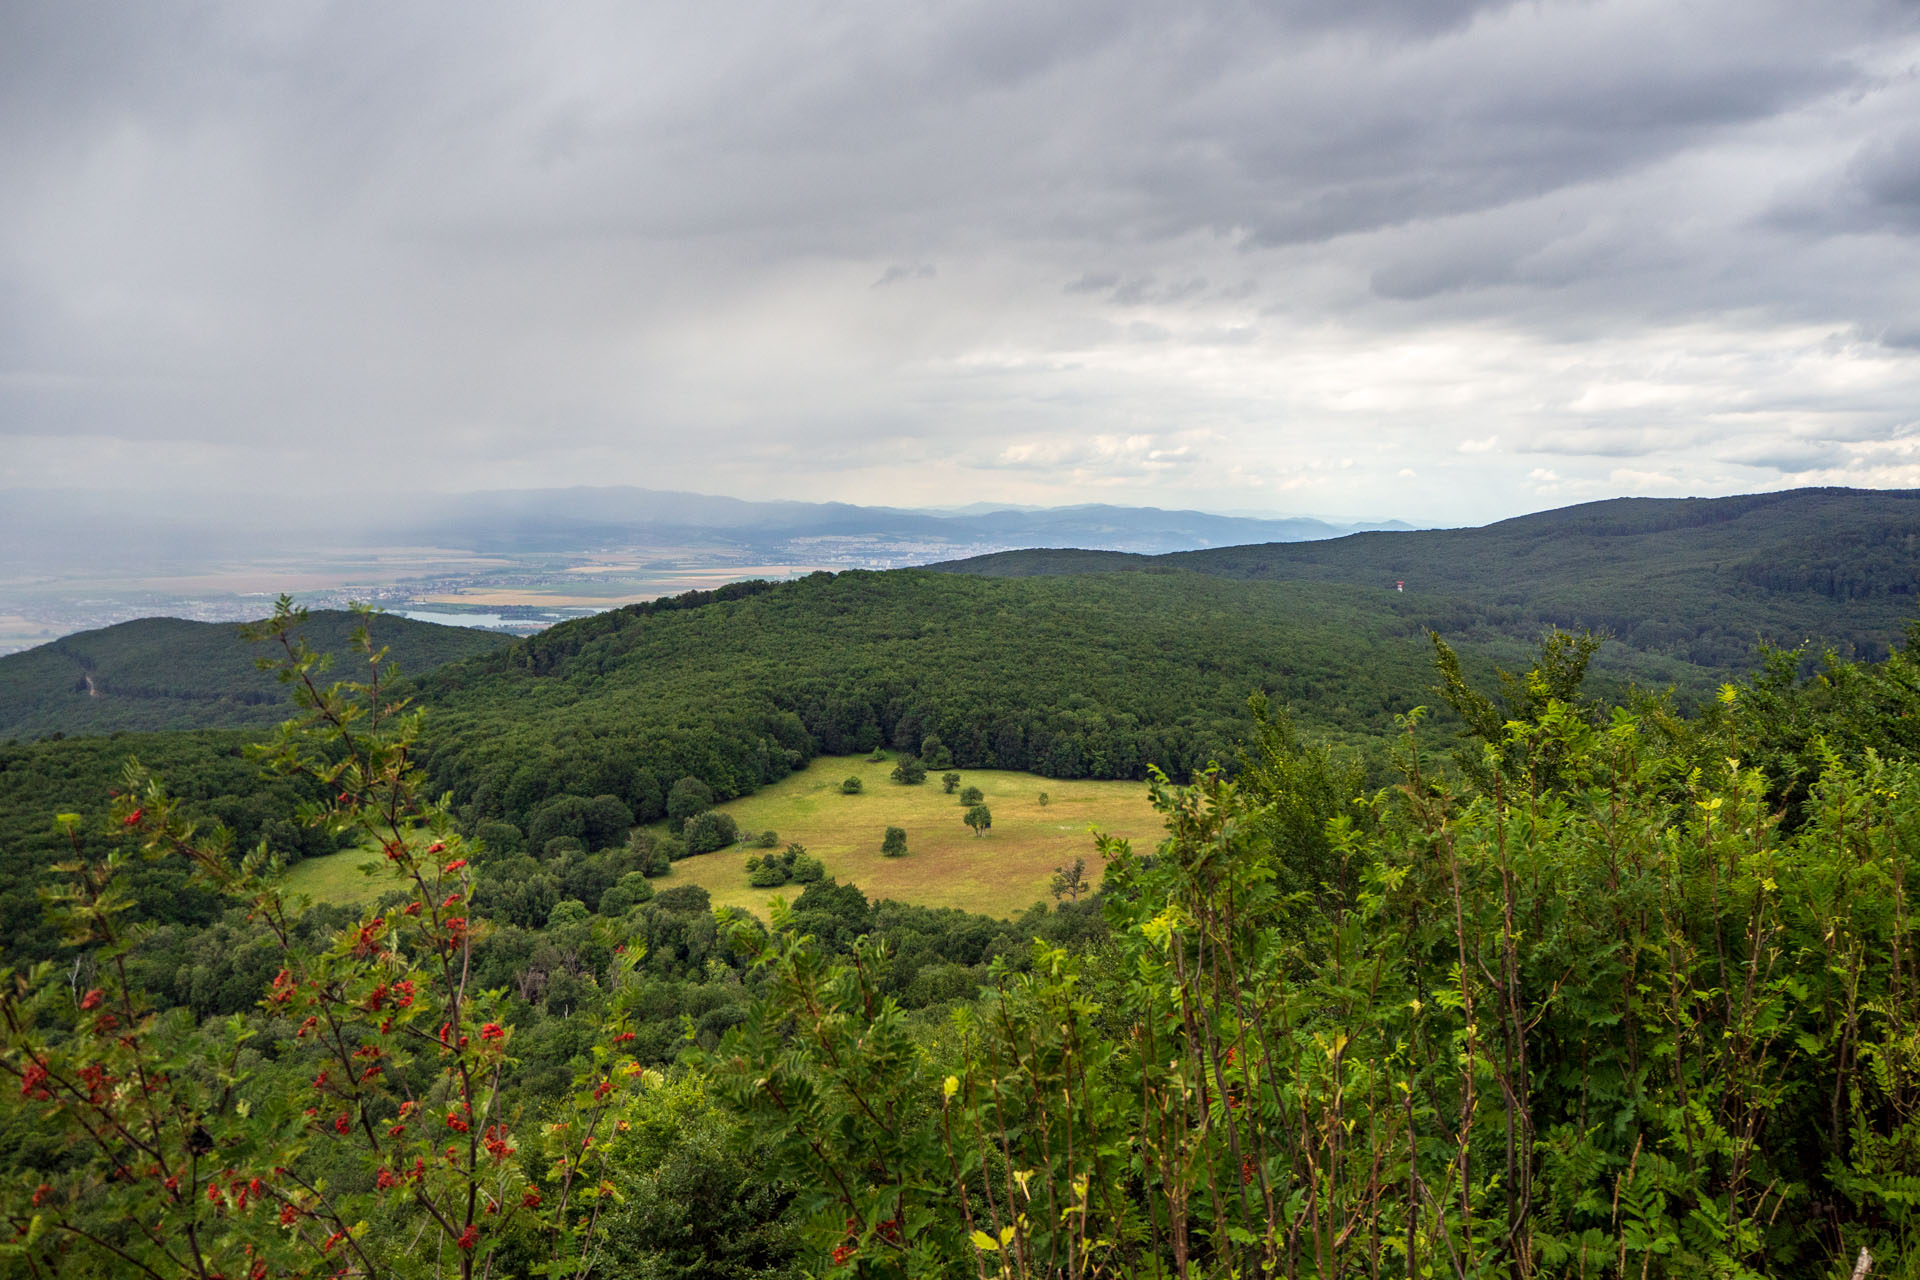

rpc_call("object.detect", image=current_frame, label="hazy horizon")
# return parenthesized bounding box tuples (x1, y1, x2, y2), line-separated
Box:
(0, 480, 1429, 654)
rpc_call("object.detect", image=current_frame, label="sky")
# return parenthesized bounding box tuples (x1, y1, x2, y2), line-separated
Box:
(4, 0, 1919, 528)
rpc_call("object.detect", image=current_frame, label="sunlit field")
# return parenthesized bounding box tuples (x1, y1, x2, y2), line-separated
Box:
(653, 753, 1164, 919)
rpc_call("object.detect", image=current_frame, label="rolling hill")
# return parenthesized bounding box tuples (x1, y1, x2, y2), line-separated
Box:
(0, 610, 512, 740)
(931, 487, 1920, 667)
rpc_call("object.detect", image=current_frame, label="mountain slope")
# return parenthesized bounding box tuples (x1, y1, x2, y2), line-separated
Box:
(932, 488, 1920, 667)
(0, 611, 512, 740)
(406, 568, 1722, 838)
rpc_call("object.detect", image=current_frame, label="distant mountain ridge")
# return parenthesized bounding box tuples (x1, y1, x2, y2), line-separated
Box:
(0, 611, 511, 740)
(931, 486, 1920, 668)
(9, 487, 1916, 743)
(386, 488, 1411, 555)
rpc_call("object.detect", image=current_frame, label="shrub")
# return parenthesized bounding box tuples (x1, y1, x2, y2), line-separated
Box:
(683, 809, 740, 855)
(747, 858, 789, 888)
(748, 843, 826, 888)
(959, 785, 984, 806)
(882, 826, 908, 857)
(841, 776, 864, 794)
(891, 757, 928, 785)
(755, 829, 780, 848)
(629, 829, 674, 876)
(618, 869, 655, 905)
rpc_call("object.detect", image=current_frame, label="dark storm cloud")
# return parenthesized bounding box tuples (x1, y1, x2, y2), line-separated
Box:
(3, 0, 1919, 522)
(1844, 128, 1920, 232)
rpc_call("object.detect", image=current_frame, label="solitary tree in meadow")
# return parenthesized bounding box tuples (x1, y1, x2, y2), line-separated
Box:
(941, 771, 961, 794)
(881, 825, 908, 857)
(964, 804, 991, 837)
(1051, 856, 1088, 902)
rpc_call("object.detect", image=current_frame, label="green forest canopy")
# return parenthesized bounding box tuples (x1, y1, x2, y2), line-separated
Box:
(934, 485, 1920, 667)
(0, 611, 509, 740)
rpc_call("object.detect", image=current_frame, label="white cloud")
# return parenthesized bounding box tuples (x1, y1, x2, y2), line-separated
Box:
(1610, 467, 1684, 490)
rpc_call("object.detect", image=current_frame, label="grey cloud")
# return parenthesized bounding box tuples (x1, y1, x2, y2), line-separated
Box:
(873, 263, 936, 287)
(1371, 244, 1518, 301)
(1062, 274, 1180, 304)
(1717, 441, 1855, 473)
(1516, 428, 1718, 460)
(3, 1, 1920, 521)
(1064, 271, 1120, 294)
(1848, 128, 1920, 230)
(1269, 0, 1515, 38)
(1769, 123, 1920, 238)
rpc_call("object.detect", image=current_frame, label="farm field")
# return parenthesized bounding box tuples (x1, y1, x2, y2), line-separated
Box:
(652, 753, 1165, 919)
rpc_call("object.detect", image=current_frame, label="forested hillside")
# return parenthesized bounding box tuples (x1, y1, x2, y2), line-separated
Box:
(935, 486, 1920, 666)
(0, 611, 509, 740)
(0, 568, 1703, 976)
(0, 727, 332, 966)
(409, 569, 1715, 837)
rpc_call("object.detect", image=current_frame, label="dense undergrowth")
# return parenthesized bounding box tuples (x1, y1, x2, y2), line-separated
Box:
(710, 629, 1920, 1276)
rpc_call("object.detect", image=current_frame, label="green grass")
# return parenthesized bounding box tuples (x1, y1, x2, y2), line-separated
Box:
(653, 754, 1164, 919)
(279, 847, 399, 908)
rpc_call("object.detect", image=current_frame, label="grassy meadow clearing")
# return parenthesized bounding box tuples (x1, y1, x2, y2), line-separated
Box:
(276, 753, 1165, 920)
(655, 753, 1163, 919)
(278, 844, 397, 908)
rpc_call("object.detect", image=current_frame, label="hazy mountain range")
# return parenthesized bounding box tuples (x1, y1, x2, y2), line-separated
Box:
(394, 488, 1414, 554)
(0, 486, 1410, 574)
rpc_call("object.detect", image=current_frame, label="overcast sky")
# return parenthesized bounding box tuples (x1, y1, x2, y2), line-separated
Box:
(4, 0, 1919, 526)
